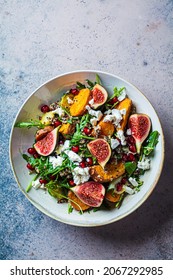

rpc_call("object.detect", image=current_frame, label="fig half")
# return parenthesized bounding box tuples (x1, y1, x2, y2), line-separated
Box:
(128, 113, 151, 153)
(91, 84, 108, 109)
(34, 127, 59, 156)
(71, 181, 105, 207)
(87, 138, 111, 168)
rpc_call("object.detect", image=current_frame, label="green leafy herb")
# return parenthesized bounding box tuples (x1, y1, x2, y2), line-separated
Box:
(86, 79, 95, 89)
(26, 174, 39, 192)
(95, 74, 102, 85)
(70, 114, 95, 146)
(115, 193, 126, 209)
(15, 119, 45, 129)
(106, 86, 125, 108)
(125, 162, 137, 176)
(143, 131, 159, 156)
(76, 81, 86, 90)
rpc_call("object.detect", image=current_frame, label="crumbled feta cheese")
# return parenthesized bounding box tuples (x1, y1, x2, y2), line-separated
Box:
(86, 105, 103, 121)
(49, 156, 64, 169)
(137, 157, 150, 170)
(117, 129, 126, 146)
(128, 177, 138, 187)
(120, 108, 126, 116)
(118, 88, 126, 101)
(32, 178, 42, 189)
(90, 117, 98, 126)
(67, 97, 74, 104)
(64, 150, 82, 162)
(126, 128, 132, 135)
(123, 185, 135, 195)
(72, 167, 90, 185)
(61, 140, 70, 151)
(89, 98, 94, 105)
(52, 107, 65, 117)
(110, 138, 120, 149)
(103, 109, 122, 127)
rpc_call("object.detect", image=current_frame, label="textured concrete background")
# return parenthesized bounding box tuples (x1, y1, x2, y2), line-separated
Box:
(0, 0, 173, 259)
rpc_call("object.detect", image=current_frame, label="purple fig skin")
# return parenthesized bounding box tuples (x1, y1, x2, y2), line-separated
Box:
(34, 127, 59, 156)
(87, 138, 111, 168)
(91, 84, 108, 109)
(72, 181, 105, 207)
(129, 114, 151, 153)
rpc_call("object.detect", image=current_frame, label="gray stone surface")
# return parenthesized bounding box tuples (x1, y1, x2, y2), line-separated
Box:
(0, 0, 173, 260)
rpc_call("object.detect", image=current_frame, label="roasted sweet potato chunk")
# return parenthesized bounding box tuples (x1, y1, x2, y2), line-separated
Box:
(116, 98, 132, 131)
(59, 123, 75, 137)
(105, 190, 121, 203)
(68, 190, 90, 211)
(70, 88, 91, 116)
(89, 161, 125, 183)
(98, 119, 115, 136)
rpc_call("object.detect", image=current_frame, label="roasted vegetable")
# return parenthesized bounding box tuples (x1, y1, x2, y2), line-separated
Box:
(60, 93, 74, 110)
(70, 88, 91, 116)
(40, 111, 55, 125)
(116, 98, 132, 131)
(89, 161, 125, 183)
(105, 190, 121, 203)
(68, 190, 90, 211)
(97, 119, 115, 136)
(59, 123, 75, 137)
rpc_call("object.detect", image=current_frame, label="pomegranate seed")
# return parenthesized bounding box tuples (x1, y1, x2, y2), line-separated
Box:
(70, 88, 79, 95)
(26, 163, 35, 170)
(79, 161, 86, 168)
(27, 147, 36, 155)
(117, 183, 123, 192)
(122, 154, 128, 162)
(127, 153, 136, 162)
(54, 120, 62, 127)
(129, 144, 137, 153)
(86, 157, 93, 166)
(33, 153, 40, 158)
(68, 179, 75, 186)
(71, 146, 79, 153)
(41, 104, 50, 113)
(39, 178, 47, 184)
(83, 127, 91, 135)
(50, 174, 56, 180)
(109, 96, 118, 104)
(127, 136, 135, 144)
(121, 177, 127, 184)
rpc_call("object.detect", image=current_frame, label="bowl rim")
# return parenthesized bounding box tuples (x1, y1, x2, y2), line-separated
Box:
(9, 70, 165, 227)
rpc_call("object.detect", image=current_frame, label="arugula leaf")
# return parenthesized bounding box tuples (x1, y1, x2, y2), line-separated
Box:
(95, 74, 102, 85)
(125, 162, 137, 176)
(70, 114, 95, 146)
(143, 131, 159, 156)
(86, 79, 95, 89)
(26, 174, 39, 192)
(15, 119, 45, 129)
(107, 86, 125, 103)
(76, 81, 86, 90)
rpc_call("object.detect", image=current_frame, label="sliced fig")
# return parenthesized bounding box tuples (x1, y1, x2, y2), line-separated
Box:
(87, 138, 111, 168)
(35, 126, 54, 141)
(91, 84, 108, 109)
(128, 114, 151, 153)
(71, 181, 105, 207)
(34, 127, 59, 156)
(68, 190, 90, 211)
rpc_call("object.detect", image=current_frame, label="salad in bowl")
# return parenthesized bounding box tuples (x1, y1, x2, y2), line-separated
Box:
(14, 74, 160, 214)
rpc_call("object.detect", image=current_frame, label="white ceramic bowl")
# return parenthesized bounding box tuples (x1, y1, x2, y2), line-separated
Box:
(9, 70, 164, 226)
